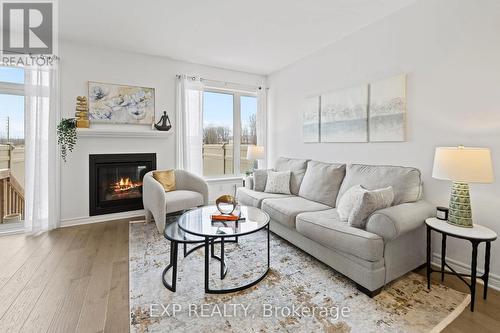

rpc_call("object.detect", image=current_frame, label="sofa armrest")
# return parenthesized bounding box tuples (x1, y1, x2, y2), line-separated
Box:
(175, 170, 209, 205)
(245, 176, 254, 190)
(365, 200, 435, 242)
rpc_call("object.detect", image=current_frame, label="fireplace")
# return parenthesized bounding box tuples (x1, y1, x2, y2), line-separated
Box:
(89, 153, 156, 216)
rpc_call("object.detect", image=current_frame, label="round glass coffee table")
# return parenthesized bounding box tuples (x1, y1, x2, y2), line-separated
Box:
(178, 205, 270, 294)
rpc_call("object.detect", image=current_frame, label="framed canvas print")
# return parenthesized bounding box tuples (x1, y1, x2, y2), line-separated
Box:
(320, 84, 368, 142)
(88, 81, 155, 125)
(303, 96, 320, 143)
(369, 74, 406, 142)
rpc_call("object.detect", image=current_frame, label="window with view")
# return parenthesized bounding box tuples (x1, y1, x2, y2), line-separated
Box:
(0, 66, 25, 228)
(202, 90, 258, 177)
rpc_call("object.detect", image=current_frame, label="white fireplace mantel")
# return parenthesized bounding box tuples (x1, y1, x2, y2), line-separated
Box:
(76, 128, 173, 138)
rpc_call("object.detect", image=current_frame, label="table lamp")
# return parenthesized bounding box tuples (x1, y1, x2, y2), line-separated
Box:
(246, 145, 265, 172)
(432, 146, 494, 227)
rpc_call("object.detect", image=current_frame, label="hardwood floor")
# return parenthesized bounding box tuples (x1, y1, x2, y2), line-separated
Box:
(0, 220, 498, 332)
(0, 220, 128, 333)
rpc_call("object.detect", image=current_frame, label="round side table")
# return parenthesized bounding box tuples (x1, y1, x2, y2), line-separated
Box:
(425, 217, 497, 312)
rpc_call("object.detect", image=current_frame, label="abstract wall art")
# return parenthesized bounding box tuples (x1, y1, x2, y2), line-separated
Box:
(88, 82, 155, 125)
(320, 84, 368, 142)
(368, 74, 406, 142)
(302, 96, 320, 143)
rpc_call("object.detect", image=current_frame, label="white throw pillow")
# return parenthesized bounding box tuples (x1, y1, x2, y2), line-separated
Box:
(264, 170, 291, 194)
(348, 186, 394, 228)
(337, 185, 364, 221)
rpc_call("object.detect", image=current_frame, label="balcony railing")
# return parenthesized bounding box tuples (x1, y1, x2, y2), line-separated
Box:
(0, 168, 24, 223)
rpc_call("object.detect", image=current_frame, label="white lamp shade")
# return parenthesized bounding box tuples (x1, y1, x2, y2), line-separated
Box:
(247, 145, 265, 160)
(432, 146, 494, 183)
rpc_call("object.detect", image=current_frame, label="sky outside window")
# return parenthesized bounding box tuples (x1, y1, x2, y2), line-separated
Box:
(0, 66, 25, 142)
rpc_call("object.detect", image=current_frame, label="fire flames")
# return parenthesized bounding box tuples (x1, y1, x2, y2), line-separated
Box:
(112, 177, 142, 193)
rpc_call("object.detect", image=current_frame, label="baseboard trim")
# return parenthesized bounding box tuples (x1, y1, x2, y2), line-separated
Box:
(432, 252, 500, 291)
(60, 210, 145, 228)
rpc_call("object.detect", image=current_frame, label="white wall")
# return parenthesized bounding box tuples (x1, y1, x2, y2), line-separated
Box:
(267, 0, 500, 287)
(60, 41, 264, 223)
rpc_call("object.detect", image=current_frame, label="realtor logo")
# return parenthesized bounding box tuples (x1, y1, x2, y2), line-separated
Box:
(2, 2, 53, 54)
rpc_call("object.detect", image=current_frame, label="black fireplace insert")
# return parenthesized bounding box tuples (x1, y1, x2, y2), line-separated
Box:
(89, 153, 156, 216)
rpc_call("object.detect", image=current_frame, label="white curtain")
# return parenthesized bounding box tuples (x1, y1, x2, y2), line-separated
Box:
(175, 76, 204, 175)
(24, 64, 60, 234)
(256, 86, 268, 169)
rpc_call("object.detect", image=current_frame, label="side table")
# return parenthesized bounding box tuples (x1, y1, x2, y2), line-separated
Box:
(425, 217, 497, 311)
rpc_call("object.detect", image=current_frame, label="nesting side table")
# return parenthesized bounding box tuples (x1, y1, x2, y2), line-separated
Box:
(425, 217, 497, 312)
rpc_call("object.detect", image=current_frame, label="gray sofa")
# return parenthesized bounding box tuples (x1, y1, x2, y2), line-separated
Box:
(236, 157, 434, 296)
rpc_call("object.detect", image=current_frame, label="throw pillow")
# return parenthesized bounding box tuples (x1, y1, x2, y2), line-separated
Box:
(253, 169, 270, 192)
(298, 161, 346, 207)
(264, 170, 291, 194)
(153, 170, 176, 192)
(275, 157, 308, 195)
(348, 186, 394, 228)
(336, 185, 364, 222)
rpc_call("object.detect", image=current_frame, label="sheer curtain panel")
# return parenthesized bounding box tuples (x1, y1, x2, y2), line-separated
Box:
(24, 64, 60, 234)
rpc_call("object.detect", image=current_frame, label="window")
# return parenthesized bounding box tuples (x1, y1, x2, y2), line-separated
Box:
(240, 95, 257, 174)
(202, 90, 259, 177)
(0, 66, 25, 228)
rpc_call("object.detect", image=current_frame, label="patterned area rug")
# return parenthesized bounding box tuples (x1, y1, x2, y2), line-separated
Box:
(129, 220, 469, 333)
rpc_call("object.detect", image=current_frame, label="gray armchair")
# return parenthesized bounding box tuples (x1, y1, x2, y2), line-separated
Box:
(143, 170, 209, 233)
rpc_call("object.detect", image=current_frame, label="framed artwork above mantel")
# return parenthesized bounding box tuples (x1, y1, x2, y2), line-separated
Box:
(88, 81, 155, 125)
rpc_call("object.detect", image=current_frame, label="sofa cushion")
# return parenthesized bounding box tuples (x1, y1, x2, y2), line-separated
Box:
(261, 196, 330, 228)
(236, 187, 292, 208)
(265, 170, 291, 194)
(253, 169, 270, 192)
(275, 157, 309, 195)
(337, 184, 364, 221)
(296, 209, 384, 262)
(164, 190, 204, 214)
(336, 164, 422, 206)
(298, 161, 345, 207)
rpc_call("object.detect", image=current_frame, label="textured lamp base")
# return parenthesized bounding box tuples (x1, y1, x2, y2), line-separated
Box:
(448, 182, 473, 228)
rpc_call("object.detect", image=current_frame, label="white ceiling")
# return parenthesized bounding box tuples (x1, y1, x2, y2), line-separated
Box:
(60, 0, 415, 75)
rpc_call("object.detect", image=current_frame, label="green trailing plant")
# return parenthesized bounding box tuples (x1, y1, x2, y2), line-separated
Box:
(57, 118, 77, 162)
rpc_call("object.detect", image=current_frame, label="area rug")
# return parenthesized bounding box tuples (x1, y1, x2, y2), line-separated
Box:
(129, 220, 470, 333)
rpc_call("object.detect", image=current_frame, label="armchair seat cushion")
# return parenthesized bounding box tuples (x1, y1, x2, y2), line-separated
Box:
(165, 190, 204, 214)
(261, 196, 330, 228)
(296, 209, 384, 262)
(236, 187, 292, 208)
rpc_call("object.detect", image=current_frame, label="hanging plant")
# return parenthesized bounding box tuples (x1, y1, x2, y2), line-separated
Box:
(57, 118, 77, 162)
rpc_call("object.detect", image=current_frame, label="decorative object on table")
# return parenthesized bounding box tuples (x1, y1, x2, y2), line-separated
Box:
(215, 194, 237, 215)
(75, 96, 90, 128)
(368, 74, 406, 142)
(88, 81, 155, 124)
(57, 118, 77, 162)
(320, 84, 368, 142)
(154, 111, 172, 131)
(302, 95, 320, 142)
(246, 145, 265, 173)
(432, 146, 494, 227)
(436, 206, 449, 220)
(425, 217, 497, 312)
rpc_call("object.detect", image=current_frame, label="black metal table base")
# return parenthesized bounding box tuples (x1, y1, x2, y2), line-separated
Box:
(426, 225, 492, 312)
(204, 225, 270, 294)
(162, 238, 237, 292)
